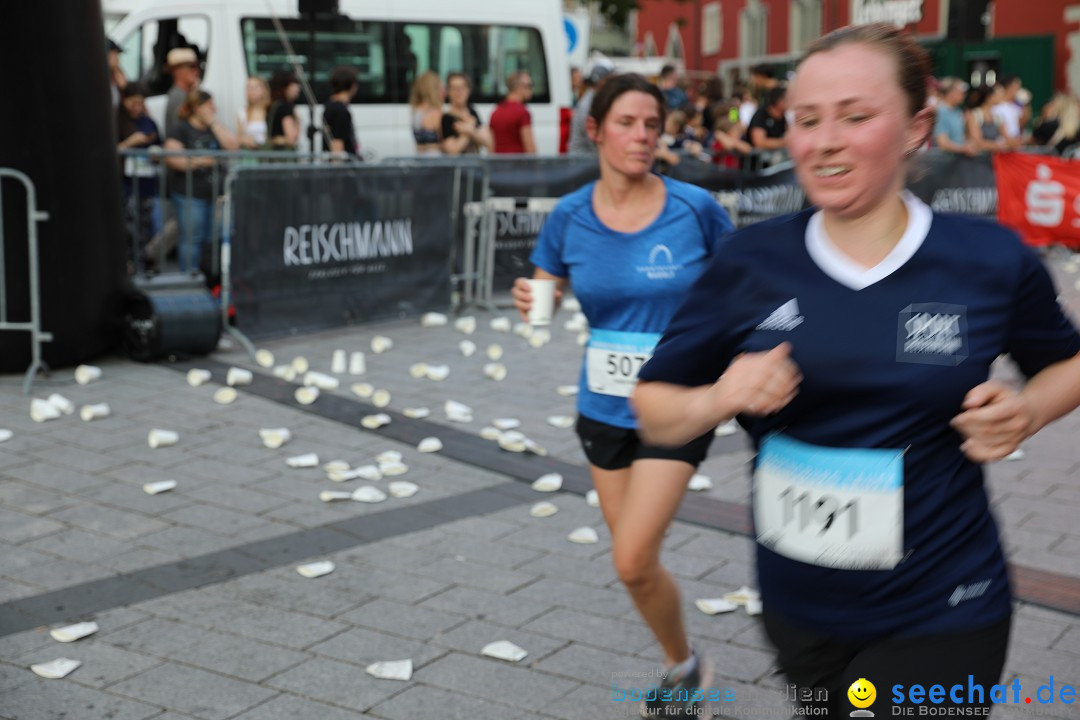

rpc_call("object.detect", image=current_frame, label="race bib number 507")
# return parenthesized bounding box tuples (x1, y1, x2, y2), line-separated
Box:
(754, 433, 904, 570)
(585, 329, 661, 398)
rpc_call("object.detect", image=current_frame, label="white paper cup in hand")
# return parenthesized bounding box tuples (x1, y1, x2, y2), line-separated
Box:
(525, 279, 555, 326)
(148, 429, 179, 448)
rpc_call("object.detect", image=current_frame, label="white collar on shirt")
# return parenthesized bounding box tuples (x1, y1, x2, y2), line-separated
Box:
(805, 190, 932, 291)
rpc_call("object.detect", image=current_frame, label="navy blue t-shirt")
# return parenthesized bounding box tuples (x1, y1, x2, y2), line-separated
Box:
(530, 175, 734, 428)
(639, 193, 1080, 638)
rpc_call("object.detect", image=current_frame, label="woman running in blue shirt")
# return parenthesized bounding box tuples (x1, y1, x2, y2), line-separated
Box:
(633, 24, 1080, 717)
(512, 73, 734, 717)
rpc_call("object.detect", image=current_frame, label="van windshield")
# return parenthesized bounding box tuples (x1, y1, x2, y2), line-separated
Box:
(240, 16, 550, 104)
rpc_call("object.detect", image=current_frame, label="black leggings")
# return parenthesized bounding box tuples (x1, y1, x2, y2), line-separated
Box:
(763, 611, 1011, 717)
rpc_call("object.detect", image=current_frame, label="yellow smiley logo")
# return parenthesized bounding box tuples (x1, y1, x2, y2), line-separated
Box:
(848, 678, 876, 709)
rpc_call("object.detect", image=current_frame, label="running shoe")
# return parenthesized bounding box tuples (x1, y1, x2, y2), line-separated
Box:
(639, 649, 712, 717)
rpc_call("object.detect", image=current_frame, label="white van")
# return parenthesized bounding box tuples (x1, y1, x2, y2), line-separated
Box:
(110, 0, 571, 159)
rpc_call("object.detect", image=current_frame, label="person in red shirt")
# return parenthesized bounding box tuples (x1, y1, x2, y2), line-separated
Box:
(490, 71, 536, 154)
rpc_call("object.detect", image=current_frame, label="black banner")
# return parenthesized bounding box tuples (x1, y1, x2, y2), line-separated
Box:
(485, 157, 600, 289)
(906, 152, 997, 218)
(230, 165, 456, 339)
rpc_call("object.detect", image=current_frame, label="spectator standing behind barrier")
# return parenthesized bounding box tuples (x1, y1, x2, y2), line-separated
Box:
(164, 48, 201, 138)
(164, 90, 238, 275)
(746, 85, 787, 150)
(570, 66, 584, 107)
(107, 38, 127, 115)
(658, 64, 688, 110)
(513, 73, 734, 719)
(991, 74, 1027, 146)
(632, 23, 1080, 717)
(965, 86, 1006, 153)
(440, 72, 491, 155)
(268, 71, 300, 150)
(568, 60, 614, 154)
(1032, 94, 1080, 155)
(409, 70, 444, 156)
(933, 77, 976, 155)
(490, 72, 536, 154)
(322, 66, 360, 156)
(711, 104, 752, 167)
(236, 76, 270, 149)
(117, 84, 160, 270)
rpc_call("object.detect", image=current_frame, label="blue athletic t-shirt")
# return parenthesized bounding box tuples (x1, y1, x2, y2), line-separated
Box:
(639, 192, 1080, 639)
(530, 175, 734, 428)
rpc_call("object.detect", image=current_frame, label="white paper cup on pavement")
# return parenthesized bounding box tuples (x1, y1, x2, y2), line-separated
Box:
(80, 403, 110, 422)
(30, 398, 60, 422)
(525, 279, 555, 326)
(47, 394, 75, 415)
(148, 429, 179, 448)
(331, 349, 347, 374)
(187, 368, 212, 387)
(349, 351, 366, 375)
(74, 364, 102, 385)
(226, 367, 253, 386)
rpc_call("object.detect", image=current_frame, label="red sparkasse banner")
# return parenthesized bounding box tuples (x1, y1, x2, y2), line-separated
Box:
(994, 152, 1080, 249)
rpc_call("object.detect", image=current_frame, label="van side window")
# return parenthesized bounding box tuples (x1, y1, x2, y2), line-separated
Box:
(119, 17, 210, 97)
(240, 18, 390, 103)
(396, 23, 550, 104)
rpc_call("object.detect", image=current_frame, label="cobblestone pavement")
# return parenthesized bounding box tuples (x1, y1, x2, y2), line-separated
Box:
(0, 251, 1078, 720)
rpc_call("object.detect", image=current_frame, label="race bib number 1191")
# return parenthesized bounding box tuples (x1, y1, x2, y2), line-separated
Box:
(585, 329, 661, 398)
(754, 433, 904, 570)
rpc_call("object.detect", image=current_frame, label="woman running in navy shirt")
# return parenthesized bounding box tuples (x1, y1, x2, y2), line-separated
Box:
(513, 73, 733, 717)
(634, 24, 1080, 717)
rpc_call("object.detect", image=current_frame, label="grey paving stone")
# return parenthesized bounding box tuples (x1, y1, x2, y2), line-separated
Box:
(409, 556, 539, 594)
(0, 660, 35, 693)
(436, 515, 525, 541)
(101, 619, 218, 657)
(0, 576, 40, 603)
(81, 480, 195, 516)
(534, 642, 657, 690)
(100, 547, 186, 574)
(7, 557, 118, 591)
(26, 442, 129, 474)
(158, 503, 274, 537)
(23, 528, 132, 563)
(229, 693, 370, 720)
(522, 608, 655, 655)
(109, 662, 277, 720)
(137, 526, 237, 557)
(413, 652, 580, 711)
(369, 685, 550, 720)
(429, 619, 568, 663)
(419, 586, 554, 628)
(506, 577, 634, 619)
(338, 598, 467, 641)
(326, 562, 452, 605)
(514, 552, 619, 588)
(542, 682, 641, 720)
(0, 541, 69, 576)
(47, 503, 171, 540)
(0, 506, 66, 544)
(2, 459, 130, 492)
(263, 657, 403, 712)
(166, 632, 310, 683)
(0, 677, 164, 720)
(0, 479, 80, 515)
(307, 626, 448, 668)
(0, 628, 58, 664)
(214, 569, 373, 618)
(699, 560, 756, 589)
(1050, 625, 1080, 657)
(412, 532, 545, 569)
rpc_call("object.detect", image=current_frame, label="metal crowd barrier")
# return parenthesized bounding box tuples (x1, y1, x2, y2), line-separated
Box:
(0, 168, 53, 394)
(118, 148, 359, 283)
